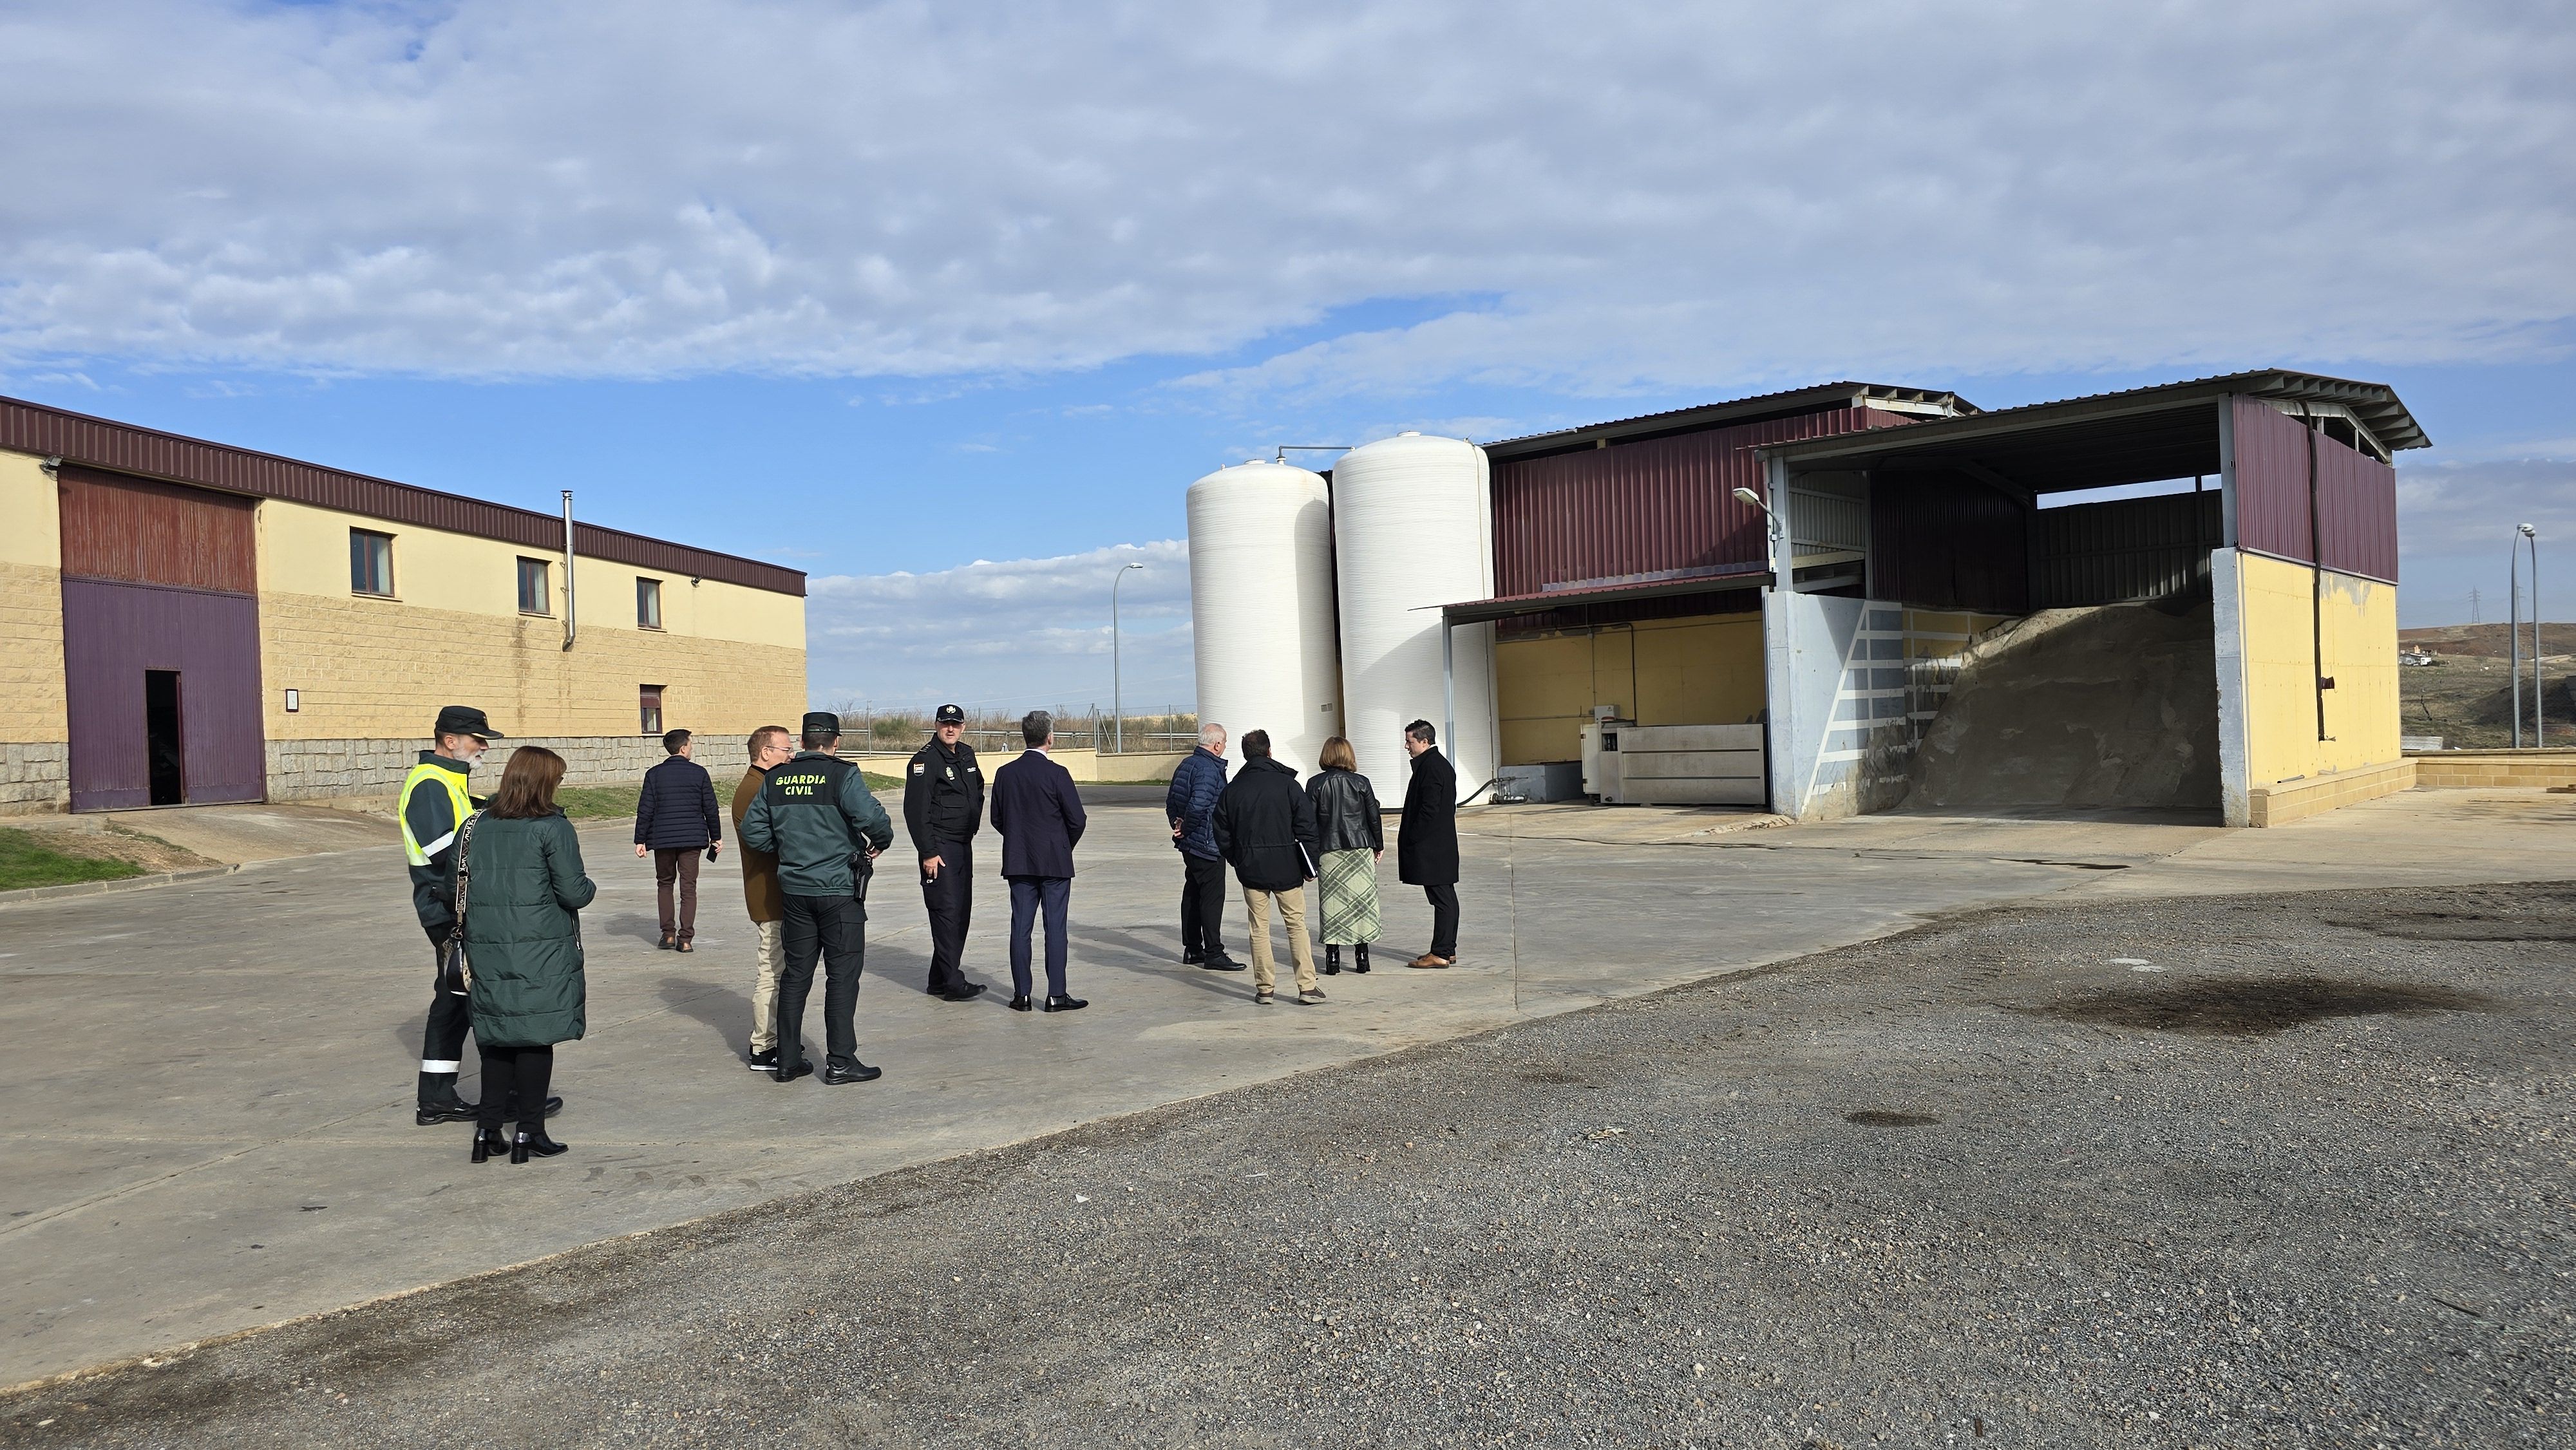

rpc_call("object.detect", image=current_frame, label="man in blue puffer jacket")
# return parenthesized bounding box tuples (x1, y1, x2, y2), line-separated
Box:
(1165, 723, 1241, 971)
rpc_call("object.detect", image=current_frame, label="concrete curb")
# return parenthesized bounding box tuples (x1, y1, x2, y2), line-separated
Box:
(0, 863, 243, 909)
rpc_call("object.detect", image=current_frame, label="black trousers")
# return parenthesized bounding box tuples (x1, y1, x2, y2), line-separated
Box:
(1179, 851, 1228, 959)
(778, 893, 866, 1073)
(1423, 883, 1460, 958)
(920, 838, 973, 992)
(419, 936, 473, 1106)
(1009, 876, 1070, 999)
(475, 1044, 554, 1132)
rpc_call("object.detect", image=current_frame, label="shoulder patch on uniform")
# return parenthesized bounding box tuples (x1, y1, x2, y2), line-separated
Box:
(912, 762, 926, 774)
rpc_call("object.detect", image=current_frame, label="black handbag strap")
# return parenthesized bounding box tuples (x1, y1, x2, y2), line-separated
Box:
(445, 813, 480, 950)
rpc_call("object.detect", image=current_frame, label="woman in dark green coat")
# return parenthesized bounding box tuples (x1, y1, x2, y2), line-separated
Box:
(458, 746, 596, 1164)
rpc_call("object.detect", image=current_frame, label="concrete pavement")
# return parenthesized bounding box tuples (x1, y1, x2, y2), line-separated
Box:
(0, 785, 2564, 1386)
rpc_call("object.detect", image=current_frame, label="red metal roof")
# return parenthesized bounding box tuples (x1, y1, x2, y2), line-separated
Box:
(1, 394, 806, 597)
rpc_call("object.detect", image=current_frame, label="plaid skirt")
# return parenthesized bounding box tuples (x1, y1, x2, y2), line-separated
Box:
(1316, 847, 1382, 946)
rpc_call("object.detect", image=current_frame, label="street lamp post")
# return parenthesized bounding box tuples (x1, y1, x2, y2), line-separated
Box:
(1111, 561, 1144, 754)
(2512, 525, 2540, 746)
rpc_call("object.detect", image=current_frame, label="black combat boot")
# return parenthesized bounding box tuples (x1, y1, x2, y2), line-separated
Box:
(1323, 945, 1342, 976)
(1352, 943, 1371, 974)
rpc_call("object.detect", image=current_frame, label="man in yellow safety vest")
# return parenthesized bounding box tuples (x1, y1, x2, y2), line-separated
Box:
(401, 704, 559, 1125)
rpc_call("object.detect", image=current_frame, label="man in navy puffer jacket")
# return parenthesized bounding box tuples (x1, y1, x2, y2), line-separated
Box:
(635, 728, 723, 950)
(1164, 724, 1240, 971)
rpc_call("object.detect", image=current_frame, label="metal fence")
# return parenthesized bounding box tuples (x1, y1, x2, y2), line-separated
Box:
(855, 728, 1199, 755)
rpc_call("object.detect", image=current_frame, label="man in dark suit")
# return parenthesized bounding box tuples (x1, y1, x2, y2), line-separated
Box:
(1397, 719, 1461, 968)
(903, 703, 989, 1003)
(989, 710, 1089, 1013)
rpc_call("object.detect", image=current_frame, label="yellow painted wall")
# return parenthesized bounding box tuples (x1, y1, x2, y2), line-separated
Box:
(2235, 551, 2400, 786)
(254, 498, 807, 742)
(1495, 610, 1766, 764)
(0, 450, 66, 742)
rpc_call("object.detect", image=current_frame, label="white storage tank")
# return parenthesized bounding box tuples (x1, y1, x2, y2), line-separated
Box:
(1184, 460, 1343, 777)
(1331, 431, 1498, 802)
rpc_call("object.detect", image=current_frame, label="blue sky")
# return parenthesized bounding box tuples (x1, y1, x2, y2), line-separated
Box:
(3, 2, 2570, 710)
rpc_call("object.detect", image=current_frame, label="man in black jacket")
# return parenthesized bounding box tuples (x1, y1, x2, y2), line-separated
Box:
(903, 704, 989, 1002)
(1211, 729, 1325, 1006)
(1397, 719, 1461, 968)
(634, 728, 723, 951)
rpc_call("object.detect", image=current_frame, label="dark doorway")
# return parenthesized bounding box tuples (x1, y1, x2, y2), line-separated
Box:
(145, 671, 185, 805)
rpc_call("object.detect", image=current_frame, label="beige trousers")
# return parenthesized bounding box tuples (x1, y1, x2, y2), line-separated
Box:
(1241, 885, 1318, 994)
(748, 918, 785, 1052)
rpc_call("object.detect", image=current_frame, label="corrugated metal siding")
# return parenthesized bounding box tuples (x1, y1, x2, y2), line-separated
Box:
(1868, 474, 2031, 614)
(2314, 431, 2400, 582)
(2233, 397, 2314, 563)
(57, 465, 259, 593)
(62, 579, 266, 809)
(1490, 407, 1914, 596)
(2, 397, 805, 597)
(2229, 397, 2398, 583)
(2035, 491, 2221, 607)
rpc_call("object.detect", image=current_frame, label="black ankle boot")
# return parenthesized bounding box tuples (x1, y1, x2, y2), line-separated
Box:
(511, 1127, 568, 1164)
(471, 1127, 507, 1163)
(1353, 943, 1371, 974)
(1323, 945, 1341, 975)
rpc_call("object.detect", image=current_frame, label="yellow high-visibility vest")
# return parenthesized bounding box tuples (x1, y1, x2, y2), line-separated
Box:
(399, 760, 475, 866)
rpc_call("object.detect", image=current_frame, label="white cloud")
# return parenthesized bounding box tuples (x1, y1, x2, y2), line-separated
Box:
(806, 538, 1194, 710)
(2396, 458, 2576, 625)
(0, 1, 2567, 393)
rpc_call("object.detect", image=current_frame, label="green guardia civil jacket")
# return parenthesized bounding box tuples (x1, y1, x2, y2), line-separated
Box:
(740, 751, 895, 898)
(458, 810, 598, 1048)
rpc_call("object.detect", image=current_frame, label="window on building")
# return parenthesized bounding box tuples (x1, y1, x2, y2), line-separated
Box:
(636, 576, 663, 629)
(350, 529, 395, 596)
(639, 685, 665, 736)
(517, 557, 552, 615)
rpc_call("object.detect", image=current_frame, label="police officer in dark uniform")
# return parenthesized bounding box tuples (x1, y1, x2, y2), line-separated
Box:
(740, 711, 896, 1085)
(904, 703, 990, 1002)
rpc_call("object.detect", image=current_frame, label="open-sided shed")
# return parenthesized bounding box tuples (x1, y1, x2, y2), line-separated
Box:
(1756, 370, 2424, 826)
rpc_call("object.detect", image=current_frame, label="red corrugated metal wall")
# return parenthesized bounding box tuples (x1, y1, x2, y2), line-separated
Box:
(2230, 397, 2398, 583)
(58, 466, 259, 592)
(1490, 408, 1915, 596)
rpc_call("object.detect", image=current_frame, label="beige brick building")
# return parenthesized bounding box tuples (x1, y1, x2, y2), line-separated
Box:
(1, 396, 806, 813)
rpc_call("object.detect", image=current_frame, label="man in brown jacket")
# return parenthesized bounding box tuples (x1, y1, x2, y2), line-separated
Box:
(730, 724, 797, 1070)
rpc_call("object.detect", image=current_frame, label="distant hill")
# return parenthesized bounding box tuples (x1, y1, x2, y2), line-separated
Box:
(2400, 622, 2575, 659)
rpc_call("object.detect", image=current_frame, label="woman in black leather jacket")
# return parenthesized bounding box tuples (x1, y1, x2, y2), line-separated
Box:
(1304, 736, 1385, 974)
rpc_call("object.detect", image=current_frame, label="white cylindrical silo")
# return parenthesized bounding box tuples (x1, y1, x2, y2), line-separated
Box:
(1331, 431, 1498, 803)
(1186, 461, 1343, 777)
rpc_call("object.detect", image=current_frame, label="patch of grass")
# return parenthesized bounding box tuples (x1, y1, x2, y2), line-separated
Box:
(554, 784, 641, 820)
(0, 827, 152, 892)
(555, 773, 902, 822)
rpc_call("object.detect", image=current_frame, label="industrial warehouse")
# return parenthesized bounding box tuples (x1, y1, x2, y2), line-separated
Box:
(0, 397, 807, 813)
(1186, 370, 2420, 829)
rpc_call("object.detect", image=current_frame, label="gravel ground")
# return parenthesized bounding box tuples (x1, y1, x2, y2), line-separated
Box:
(9, 881, 2571, 1449)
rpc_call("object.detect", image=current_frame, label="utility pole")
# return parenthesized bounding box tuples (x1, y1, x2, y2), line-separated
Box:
(2470, 588, 2482, 625)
